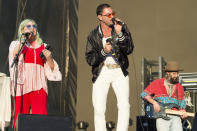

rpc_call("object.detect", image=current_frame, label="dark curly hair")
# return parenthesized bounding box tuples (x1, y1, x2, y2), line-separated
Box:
(96, 3, 111, 16)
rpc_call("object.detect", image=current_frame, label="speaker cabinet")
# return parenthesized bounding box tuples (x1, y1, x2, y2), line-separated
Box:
(16, 114, 72, 131)
(136, 116, 157, 131)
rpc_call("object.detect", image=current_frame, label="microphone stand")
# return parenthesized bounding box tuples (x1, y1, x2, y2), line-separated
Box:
(11, 38, 27, 68)
(9, 37, 27, 131)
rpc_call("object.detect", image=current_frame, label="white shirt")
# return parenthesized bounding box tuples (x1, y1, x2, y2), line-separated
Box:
(102, 37, 117, 65)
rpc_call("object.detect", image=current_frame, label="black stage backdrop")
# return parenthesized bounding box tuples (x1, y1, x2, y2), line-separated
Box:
(0, 0, 78, 129)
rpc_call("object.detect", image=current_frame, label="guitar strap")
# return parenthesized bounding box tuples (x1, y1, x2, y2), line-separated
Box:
(176, 86, 178, 99)
(165, 80, 180, 109)
(176, 85, 180, 109)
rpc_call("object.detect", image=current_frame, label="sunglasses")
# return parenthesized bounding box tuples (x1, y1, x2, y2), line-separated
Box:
(25, 24, 37, 29)
(102, 12, 115, 18)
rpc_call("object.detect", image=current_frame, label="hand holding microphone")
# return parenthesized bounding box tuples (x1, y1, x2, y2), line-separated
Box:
(40, 44, 53, 61)
(111, 18, 123, 34)
(111, 18, 124, 25)
(42, 49, 53, 61)
(41, 45, 54, 70)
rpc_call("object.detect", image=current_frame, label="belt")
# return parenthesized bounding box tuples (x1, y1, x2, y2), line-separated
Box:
(104, 64, 120, 69)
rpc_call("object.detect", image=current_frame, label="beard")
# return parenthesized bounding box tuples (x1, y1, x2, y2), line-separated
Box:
(169, 77, 179, 84)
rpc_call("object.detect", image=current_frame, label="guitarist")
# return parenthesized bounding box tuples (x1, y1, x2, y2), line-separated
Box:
(141, 61, 188, 131)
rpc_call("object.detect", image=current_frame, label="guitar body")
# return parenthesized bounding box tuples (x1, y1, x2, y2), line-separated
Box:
(145, 102, 155, 118)
(145, 102, 180, 120)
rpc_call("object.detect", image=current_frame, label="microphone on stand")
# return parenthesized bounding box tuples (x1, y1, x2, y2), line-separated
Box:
(22, 32, 33, 38)
(11, 32, 32, 68)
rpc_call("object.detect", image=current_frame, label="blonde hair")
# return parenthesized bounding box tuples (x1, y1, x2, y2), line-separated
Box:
(17, 19, 42, 43)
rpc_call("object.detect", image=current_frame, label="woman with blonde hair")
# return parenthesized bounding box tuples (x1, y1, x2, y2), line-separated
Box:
(9, 19, 62, 128)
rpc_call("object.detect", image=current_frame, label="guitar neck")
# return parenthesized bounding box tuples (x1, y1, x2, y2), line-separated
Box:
(165, 109, 195, 117)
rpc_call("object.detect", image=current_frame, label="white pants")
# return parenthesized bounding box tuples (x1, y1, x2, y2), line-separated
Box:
(92, 66, 130, 131)
(156, 115, 183, 131)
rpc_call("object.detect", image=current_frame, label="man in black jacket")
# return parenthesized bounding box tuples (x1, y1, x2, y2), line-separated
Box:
(85, 3, 134, 131)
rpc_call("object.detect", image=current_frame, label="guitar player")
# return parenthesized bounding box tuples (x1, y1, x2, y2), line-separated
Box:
(141, 61, 188, 131)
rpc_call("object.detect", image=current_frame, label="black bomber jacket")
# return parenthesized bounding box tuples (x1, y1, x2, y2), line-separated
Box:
(85, 24, 134, 83)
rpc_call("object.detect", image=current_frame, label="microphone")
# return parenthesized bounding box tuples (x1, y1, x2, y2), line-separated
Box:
(22, 32, 32, 37)
(39, 44, 52, 60)
(111, 18, 123, 25)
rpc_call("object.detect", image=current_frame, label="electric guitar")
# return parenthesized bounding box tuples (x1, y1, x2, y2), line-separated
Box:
(145, 102, 195, 120)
